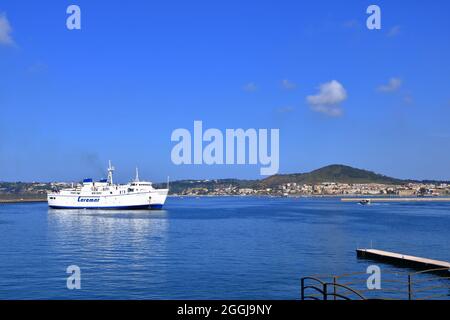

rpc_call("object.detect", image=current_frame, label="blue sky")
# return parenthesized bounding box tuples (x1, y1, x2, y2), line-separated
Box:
(1, 0, 450, 182)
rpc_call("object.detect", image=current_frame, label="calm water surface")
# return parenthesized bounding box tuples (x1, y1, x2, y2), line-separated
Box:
(0, 197, 449, 299)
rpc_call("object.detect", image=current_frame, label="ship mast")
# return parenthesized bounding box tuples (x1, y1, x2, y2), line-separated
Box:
(135, 167, 140, 182)
(107, 160, 115, 185)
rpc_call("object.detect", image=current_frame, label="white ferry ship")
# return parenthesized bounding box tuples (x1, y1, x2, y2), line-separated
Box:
(47, 161, 168, 210)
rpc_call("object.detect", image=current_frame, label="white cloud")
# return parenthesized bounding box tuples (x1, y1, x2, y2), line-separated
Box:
(243, 82, 257, 92)
(378, 78, 402, 93)
(311, 104, 343, 117)
(0, 12, 14, 46)
(306, 80, 347, 117)
(281, 79, 296, 90)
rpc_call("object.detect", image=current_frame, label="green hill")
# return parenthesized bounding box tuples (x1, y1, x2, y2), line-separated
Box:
(260, 164, 404, 187)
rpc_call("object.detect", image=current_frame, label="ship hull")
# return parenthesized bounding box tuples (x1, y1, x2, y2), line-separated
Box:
(48, 204, 162, 210)
(48, 190, 168, 210)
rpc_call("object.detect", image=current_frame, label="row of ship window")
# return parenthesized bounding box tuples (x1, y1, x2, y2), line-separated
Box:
(67, 189, 137, 195)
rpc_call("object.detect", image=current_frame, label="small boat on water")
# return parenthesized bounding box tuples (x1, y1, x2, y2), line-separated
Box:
(47, 161, 168, 210)
(359, 199, 371, 205)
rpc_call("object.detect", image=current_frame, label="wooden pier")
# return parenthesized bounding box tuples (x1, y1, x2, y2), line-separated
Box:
(357, 249, 450, 272)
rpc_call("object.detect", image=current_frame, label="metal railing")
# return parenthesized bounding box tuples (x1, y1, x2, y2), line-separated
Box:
(301, 268, 450, 300)
(300, 277, 366, 300)
(409, 268, 450, 300)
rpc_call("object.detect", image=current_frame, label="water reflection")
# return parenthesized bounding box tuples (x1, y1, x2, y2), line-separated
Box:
(48, 208, 168, 232)
(46, 208, 169, 268)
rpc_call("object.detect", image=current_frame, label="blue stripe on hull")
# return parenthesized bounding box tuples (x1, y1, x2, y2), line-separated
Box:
(49, 204, 164, 210)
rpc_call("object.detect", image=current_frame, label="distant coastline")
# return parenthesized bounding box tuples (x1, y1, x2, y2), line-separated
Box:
(0, 199, 47, 204)
(3, 193, 450, 204)
(0, 193, 47, 203)
(1, 165, 449, 200)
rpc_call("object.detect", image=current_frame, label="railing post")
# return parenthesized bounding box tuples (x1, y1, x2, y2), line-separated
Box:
(301, 278, 305, 300)
(323, 283, 328, 300)
(408, 274, 412, 300)
(333, 277, 337, 300)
